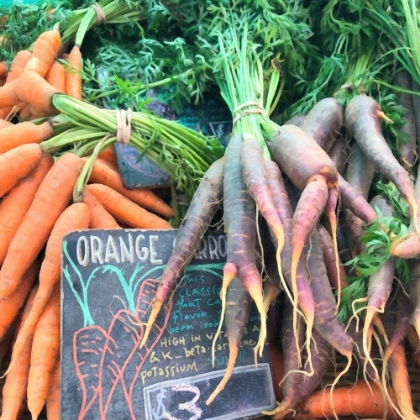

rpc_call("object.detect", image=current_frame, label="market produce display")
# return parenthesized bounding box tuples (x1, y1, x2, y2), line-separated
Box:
(1, 0, 420, 419)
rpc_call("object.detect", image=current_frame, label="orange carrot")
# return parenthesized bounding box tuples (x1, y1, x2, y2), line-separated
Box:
(65, 45, 82, 99)
(0, 119, 12, 129)
(0, 120, 53, 154)
(27, 285, 60, 420)
(0, 284, 38, 420)
(0, 153, 54, 264)
(0, 143, 43, 198)
(26, 28, 61, 78)
(0, 152, 85, 299)
(86, 183, 173, 229)
(294, 381, 399, 420)
(6, 50, 32, 83)
(45, 358, 61, 420)
(82, 189, 121, 229)
(87, 158, 174, 218)
(45, 59, 66, 94)
(9, 203, 90, 368)
(0, 50, 32, 117)
(98, 144, 118, 168)
(0, 261, 40, 342)
(15, 70, 59, 116)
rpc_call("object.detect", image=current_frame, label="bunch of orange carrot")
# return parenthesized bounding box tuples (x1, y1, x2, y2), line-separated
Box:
(0, 28, 175, 420)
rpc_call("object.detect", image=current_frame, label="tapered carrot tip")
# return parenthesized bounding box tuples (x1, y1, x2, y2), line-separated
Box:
(246, 283, 267, 359)
(206, 345, 238, 405)
(140, 300, 163, 348)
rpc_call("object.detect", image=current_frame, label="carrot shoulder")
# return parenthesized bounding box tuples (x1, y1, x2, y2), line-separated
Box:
(0, 153, 54, 264)
(0, 152, 85, 299)
(0, 143, 43, 198)
(0, 120, 54, 154)
(87, 157, 174, 218)
(85, 183, 172, 230)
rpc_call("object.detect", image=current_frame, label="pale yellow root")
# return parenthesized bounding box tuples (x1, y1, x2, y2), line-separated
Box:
(329, 352, 353, 420)
(211, 269, 236, 367)
(206, 346, 238, 405)
(362, 307, 381, 381)
(139, 300, 162, 348)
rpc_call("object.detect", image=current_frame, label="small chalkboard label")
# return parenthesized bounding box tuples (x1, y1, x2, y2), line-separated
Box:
(61, 230, 275, 420)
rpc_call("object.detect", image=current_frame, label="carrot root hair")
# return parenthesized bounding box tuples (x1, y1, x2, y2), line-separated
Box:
(206, 344, 238, 405)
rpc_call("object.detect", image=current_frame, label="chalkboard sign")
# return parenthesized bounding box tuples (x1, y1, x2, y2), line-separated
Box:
(61, 230, 275, 420)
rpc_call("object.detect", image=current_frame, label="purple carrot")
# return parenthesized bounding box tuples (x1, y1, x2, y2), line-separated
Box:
(220, 134, 266, 360)
(345, 94, 418, 231)
(299, 97, 344, 152)
(140, 157, 224, 347)
(328, 134, 349, 175)
(394, 70, 418, 174)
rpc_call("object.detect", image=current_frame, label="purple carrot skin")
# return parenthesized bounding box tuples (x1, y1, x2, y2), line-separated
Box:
(262, 298, 304, 418)
(299, 97, 344, 152)
(306, 230, 353, 359)
(268, 125, 339, 344)
(345, 94, 419, 231)
(284, 113, 305, 126)
(411, 76, 420, 144)
(317, 224, 348, 291)
(362, 195, 396, 373)
(327, 135, 349, 175)
(206, 277, 252, 405)
(220, 135, 267, 358)
(391, 160, 420, 258)
(408, 259, 420, 341)
(394, 70, 418, 174)
(140, 157, 224, 348)
(264, 160, 316, 368)
(338, 175, 378, 222)
(240, 135, 285, 255)
(343, 144, 376, 256)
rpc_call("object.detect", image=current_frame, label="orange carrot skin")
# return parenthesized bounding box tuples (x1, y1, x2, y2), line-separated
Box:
(10, 203, 90, 367)
(0, 120, 53, 154)
(0, 153, 54, 264)
(46, 358, 61, 420)
(86, 183, 172, 230)
(45, 59, 66, 93)
(0, 152, 85, 299)
(87, 158, 174, 218)
(15, 70, 59, 116)
(82, 189, 121, 229)
(98, 144, 118, 167)
(65, 45, 82, 99)
(0, 118, 13, 129)
(28, 28, 61, 78)
(0, 261, 40, 341)
(0, 285, 38, 420)
(0, 143, 43, 198)
(299, 97, 344, 152)
(27, 286, 60, 420)
(296, 381, 398, 420)
(5, 50, 32, 83)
